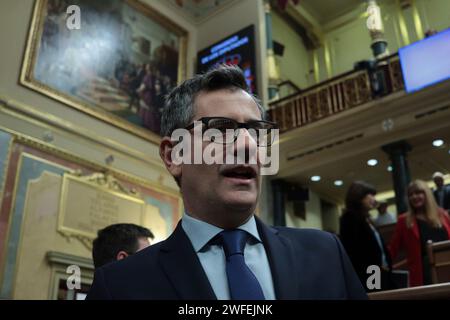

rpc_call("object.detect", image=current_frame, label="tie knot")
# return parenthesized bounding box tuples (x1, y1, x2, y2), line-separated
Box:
(219, 229, 248, 258)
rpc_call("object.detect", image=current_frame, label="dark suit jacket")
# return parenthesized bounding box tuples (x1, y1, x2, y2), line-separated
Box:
(87, 217, 367, 300)
(433, 185, 450, 211)
(339, 211, 392, 289)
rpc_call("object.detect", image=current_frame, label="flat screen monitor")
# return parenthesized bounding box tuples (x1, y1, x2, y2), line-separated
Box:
(197, 25, 257, 94)
(399, 28, 450, 93)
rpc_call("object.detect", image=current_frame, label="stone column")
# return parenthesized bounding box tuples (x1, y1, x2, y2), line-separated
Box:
(265, 0, 280, 100)
(382, 141, 412, 214)
(366, 0, 389, 59)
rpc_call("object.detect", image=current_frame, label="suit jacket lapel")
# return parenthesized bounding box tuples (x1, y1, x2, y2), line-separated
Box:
(159, 222, 216, 300)
(255, 217, 299, 299)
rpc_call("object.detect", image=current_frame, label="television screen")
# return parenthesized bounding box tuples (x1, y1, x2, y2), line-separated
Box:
(399, 28, 450, 93)
(197, 25, 257, 94)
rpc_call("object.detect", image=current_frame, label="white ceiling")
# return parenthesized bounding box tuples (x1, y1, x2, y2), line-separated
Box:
(166, 0, 366, 23)
(167, 0, 235, 20)
(289, 124, 450, 204)
(298, 0, 366, 23)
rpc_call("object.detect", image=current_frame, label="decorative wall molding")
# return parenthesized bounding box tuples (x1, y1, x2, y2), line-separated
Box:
(46, 251, 93, 271)
(0, 95, 165, 172)
(0, 125, 178, 197)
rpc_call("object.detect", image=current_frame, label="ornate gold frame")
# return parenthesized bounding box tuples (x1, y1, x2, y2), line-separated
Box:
(20, 0, 188, 144)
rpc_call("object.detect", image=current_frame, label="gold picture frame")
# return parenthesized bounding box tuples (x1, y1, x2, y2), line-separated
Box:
(21, 0, 188, 144)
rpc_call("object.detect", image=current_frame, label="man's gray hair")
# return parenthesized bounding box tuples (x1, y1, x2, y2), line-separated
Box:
(160, 64, 265, 137)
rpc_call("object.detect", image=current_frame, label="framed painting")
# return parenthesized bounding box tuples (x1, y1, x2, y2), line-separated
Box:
(21, 0, 187, 143)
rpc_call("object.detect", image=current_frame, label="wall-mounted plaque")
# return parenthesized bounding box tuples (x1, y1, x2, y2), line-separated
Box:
(58, 173, 146, 240)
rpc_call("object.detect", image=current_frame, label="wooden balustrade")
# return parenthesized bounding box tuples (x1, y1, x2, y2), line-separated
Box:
(368, 282, 450, 300)
(427, 240, 450, 284)
(268, 54, 405, 133)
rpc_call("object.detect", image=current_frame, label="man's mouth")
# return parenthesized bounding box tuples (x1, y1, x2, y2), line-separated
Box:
(220, 165, 257, 181)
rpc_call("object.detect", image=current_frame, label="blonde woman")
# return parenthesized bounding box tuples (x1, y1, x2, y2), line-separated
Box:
(389, 180, 450, 286)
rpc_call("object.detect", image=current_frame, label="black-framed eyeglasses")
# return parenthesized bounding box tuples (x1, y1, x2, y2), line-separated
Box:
(184, 117, 278, 146)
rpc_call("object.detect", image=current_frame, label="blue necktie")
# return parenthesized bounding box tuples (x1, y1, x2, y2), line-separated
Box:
(219, 229, 265, 300)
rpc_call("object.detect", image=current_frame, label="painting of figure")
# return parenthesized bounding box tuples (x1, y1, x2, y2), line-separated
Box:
(22, 0, 187, 141)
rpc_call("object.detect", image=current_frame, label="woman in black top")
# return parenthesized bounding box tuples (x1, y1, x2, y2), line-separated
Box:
(339, 181, 393, 291)
(410, 181, 449, 284)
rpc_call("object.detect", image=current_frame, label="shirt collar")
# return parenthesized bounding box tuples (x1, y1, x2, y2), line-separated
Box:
(181, 212, 262, 252)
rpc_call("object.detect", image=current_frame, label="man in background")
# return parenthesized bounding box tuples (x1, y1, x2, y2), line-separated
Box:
(373, 201, 396, 227)
(432, 172, 450, 211)
(92, 223, 154, 269)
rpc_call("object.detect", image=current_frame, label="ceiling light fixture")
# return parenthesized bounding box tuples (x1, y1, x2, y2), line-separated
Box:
(311, 175, 321, 182)
(334, 180, 343, 186)
(432, 139, 444, 147)
(367, 159, 378, 166)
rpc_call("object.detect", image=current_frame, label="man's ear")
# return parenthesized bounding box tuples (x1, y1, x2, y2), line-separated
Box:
(159, 137, 182, 182)
(116, 251, 129, 261)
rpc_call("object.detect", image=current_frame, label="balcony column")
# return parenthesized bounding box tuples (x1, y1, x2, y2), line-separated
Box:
(265, 0, 280, 100)
(271, 179, 286, 226)
(366, 0, 388, 59)
(382, 141, 412, 215)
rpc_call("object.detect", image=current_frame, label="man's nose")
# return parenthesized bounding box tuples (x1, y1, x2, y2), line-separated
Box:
(233, 128, 258, 163)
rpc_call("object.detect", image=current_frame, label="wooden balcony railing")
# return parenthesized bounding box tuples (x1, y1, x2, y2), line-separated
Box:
(368, 282, 450, 300)
(268, 54, 405, 133)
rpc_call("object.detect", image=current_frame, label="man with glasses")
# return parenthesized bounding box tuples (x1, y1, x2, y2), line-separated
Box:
(87, 65, 366, 300)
